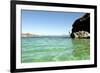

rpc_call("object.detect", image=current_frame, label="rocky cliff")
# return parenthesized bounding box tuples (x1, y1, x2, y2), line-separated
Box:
(70, 13, 90, 38)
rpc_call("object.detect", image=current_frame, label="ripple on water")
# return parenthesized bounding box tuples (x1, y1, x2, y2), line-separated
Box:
(21, 37, 90, 63)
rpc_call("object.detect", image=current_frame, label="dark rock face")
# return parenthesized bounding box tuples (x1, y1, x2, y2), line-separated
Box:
(70, 13, 90, 38)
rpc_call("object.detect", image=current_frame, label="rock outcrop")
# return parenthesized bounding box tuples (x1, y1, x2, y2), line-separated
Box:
(70, 13, 90, 38)
(71, 31, 90, 38)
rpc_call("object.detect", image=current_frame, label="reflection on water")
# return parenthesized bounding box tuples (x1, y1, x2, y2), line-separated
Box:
(21, 37, 90, 63)
(72, 39, 90, 60)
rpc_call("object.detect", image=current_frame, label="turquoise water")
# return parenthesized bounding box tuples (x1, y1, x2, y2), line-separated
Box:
(21, 37, 90, 63)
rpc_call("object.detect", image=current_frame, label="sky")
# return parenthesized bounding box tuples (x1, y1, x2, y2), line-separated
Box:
(21, 10, 85, 36)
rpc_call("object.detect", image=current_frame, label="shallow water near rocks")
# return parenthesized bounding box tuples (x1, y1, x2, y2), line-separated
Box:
(21, 37, 90, 63)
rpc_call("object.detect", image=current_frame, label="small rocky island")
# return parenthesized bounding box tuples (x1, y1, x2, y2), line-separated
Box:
(70, 13, 90, 38)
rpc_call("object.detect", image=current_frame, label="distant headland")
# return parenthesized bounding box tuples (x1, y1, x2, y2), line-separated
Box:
(21, 33, 69, 37)
(21, 33, 39, 37)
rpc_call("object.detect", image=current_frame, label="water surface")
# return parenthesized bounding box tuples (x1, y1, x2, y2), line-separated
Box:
(21, 37, 90, 63)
